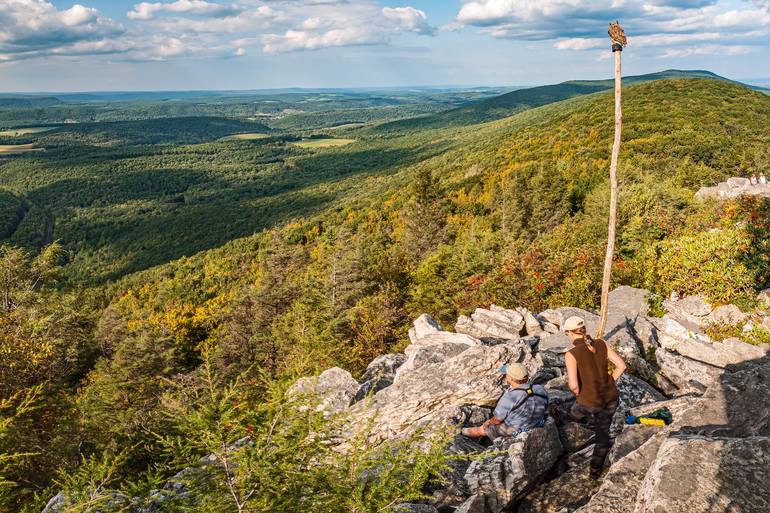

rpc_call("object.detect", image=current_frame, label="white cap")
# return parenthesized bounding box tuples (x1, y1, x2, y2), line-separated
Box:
(563, 316, 586, 332)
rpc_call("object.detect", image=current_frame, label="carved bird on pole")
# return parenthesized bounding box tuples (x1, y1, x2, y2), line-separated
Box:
(608, 21, 627, 47)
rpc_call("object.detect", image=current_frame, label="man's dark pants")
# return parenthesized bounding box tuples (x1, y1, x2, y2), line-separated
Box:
(569, 399, 619, 471)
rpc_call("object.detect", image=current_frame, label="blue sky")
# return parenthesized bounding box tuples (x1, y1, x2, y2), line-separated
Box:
(1, 0, 769, 92)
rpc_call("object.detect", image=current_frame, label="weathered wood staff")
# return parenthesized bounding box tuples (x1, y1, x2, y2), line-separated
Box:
(596, 21, 627, 338)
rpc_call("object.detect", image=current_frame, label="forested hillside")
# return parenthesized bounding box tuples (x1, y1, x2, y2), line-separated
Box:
(92, 78, 770, 376)
(371, 69, 753, 132)
(1, 77, 770, 512)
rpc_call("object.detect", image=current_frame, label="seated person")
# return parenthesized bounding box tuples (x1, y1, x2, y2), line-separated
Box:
(760, 173, 768, 185)
(461, 363, 549, 440)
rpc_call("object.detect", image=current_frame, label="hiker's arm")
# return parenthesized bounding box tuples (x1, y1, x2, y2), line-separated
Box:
(483, 416, 504, 426)
(565, 352, 580, 396)
(606, 345, 627, 381)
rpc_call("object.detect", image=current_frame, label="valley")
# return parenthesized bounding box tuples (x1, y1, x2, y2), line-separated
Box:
(1, 71, 770, 512)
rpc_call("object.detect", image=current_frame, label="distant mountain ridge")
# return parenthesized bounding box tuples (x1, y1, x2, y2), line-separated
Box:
(373, 69, 766, 132)
(0, 96, 64, 109)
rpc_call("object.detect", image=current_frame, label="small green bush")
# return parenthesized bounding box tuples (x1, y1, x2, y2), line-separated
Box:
(704, 321, 744, 342)
(643, 227, 756, 304)
(742, 325, 770, 346)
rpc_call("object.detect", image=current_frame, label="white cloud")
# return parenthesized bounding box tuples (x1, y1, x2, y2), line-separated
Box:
(660, 43, 752, 57)
(261, 1, 435, 54)
(0, 0, 435, 62)
(0, 0, 125, 61)
(455, 0, 770, 59)
(382, 6, 435, 35)
(263, 27, 386, 53)
(127, 0, 242, 20)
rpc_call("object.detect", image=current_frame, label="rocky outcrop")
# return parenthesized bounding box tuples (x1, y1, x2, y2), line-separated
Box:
(360, 353, 406, 382)
(465, 420, 563, 513)
(455, 305, 526, 341)
(396, 335, 476, 380)
(288, 367, 360, 415)
(608, 286, 650, 318)
(409, 313, 444, 344)
(517, 307, 545, 336)
(634, 436, 770, 513)
(517, 463, 600, 513)
(654, 347, 722, 395)
(658, 318, 766, 368)
(578, 356, 770, 513)
(43, 287, 770, 513)
(354, 353, 406, 402)
(695, 177, 770, 201)
(350, 342, 528, 442)
(662, 293, 749, 332)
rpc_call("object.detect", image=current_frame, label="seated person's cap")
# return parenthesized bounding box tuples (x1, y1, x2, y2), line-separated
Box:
(563, 316, 585, 332)
(498, 362, 528, 380)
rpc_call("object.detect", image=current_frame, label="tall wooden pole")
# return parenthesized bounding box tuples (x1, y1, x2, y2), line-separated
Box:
(597, 22, 627, 338)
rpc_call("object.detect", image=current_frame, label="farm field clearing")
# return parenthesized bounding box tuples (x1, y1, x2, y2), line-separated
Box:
(292, 138, 356, 148)
(0, 143, 43, 154)
(0, 127, 54, 136)
(327, 123, 366, 130)
(219, 132, 270, 141)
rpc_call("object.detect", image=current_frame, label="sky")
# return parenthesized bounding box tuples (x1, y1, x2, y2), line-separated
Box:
(1, 0, 769, 92)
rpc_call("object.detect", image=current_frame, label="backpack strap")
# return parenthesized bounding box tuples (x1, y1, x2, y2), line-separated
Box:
(506, 385, 549, 415)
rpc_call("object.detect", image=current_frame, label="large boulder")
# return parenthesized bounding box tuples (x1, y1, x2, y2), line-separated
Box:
(628, 315, 661, 356)
(455, 495, 486, 513)
(662, 294, 712, 331)
(538, 308, 598, 331)
(675, 355, 770, 438)
(464, 420, 563, 513)
(654, 348, 723, 395)
(662, 295, 748, 331)
(394, 332, 480, 382)
(517, 307, 545, 336)
(604, 322, 654, 381)
(430, 436, 486, 508)
(634, 436, 770, 513)
(409, 313, 444, 344)
(360, 353, 406, 382)
(354, 353, 406, 403)
(708, 304, 748, 325)
(658, 318, 767, 368)
(608, 286, 650, 318)
(348, 343, 528, 442)
(517, 462, 601, 513)
(288, 367, 360, 415)
(538, 332, 572, 354)
(455, 305, 526, 341)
